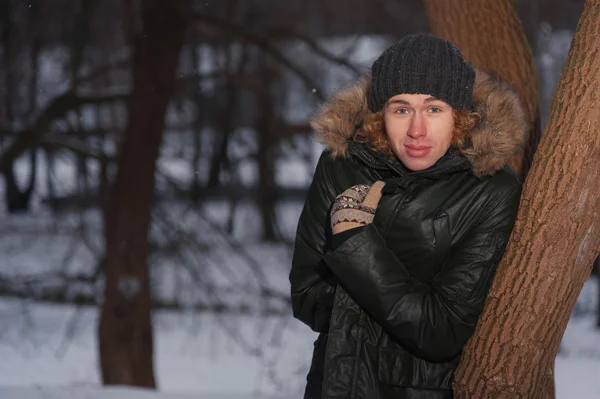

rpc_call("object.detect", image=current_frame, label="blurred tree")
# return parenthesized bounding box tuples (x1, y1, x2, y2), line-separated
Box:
(66, 0, 98, 203)
(0, 0, 128, 212)
(449, 0, 600, 397)
(255, 55, 281, 242)
(98, 0, 187, 388)
(423, 0, 541, 179)
(0, 0, 38, 212)
(514, 0, 540, 57)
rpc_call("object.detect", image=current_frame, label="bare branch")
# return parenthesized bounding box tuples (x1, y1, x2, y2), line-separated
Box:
(54, 305, 85, 358)
(41, 131, 117, 161)
(73, 57, 131, 88)
(0, 92, 129, 173)
(191, 13, 326, 101)
(268, 28, 363, 76)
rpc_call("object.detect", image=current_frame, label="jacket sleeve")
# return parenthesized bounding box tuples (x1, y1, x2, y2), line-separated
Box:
(322, 183, 521, 361)
(290, 151, 339, 333)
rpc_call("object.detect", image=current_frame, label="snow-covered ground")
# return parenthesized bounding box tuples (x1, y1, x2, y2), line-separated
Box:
(1, 275, 600, 398)
(0, 386, 259, 399)
(0, 299, 313, 398)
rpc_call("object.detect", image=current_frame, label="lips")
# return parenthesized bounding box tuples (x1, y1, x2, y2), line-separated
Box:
(404, 144, 432, 157)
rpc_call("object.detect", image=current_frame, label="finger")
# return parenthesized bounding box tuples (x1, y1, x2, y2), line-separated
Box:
(362, 181, 385, 208)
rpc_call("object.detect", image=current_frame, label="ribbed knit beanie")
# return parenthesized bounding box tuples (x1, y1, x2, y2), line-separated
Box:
(368, 33, 476, 112)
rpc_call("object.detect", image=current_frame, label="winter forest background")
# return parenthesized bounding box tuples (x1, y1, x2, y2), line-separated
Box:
(0, 0, 599, 398)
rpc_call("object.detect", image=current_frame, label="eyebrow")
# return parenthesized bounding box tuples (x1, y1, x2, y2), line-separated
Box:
(386, 96, 441, 107)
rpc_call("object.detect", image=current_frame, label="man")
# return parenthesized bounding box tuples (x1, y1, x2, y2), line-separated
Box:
(289, 33, 527, 398)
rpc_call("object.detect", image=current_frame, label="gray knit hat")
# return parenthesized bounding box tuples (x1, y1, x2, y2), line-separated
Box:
(368, 33, 475, 112)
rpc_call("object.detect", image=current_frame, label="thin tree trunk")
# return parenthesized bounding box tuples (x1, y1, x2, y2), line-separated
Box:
(45, 148, 56, 209)
(3, 49, 39, 213)
(190, 38, 204, 201)
(98, 0, 187, 388)
(256, 56, 280, 242)
(69, 0, 97, 202)
(515, 0, 540, 57)
(256, 113, 278, 242)
(453, 1, 600, 397)
(423, 0, 541, 179)
(206, 42, 236, 190)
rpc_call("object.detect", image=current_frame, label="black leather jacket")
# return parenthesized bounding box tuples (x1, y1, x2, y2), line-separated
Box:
(289, 71, 527, 399)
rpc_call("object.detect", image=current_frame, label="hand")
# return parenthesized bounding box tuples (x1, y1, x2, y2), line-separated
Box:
(330, 181, 385, 235)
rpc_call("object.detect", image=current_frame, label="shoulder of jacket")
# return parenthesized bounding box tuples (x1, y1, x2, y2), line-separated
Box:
(469, 170, 523, 217)
(317, 148, 362, 174)
(476, 166, 522, 191)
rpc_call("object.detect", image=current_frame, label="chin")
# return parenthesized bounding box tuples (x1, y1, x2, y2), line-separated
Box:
(400, 158, 435, 171)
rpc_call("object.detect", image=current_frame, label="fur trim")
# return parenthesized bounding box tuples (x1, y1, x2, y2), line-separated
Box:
(311, 76, 372, 159)
(311, 70, 528, 177)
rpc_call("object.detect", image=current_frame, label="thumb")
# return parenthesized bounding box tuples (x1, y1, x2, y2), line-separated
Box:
(362, 181, 385, 208)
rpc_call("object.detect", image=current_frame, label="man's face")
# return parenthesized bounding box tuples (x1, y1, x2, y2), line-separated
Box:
(383, 94, 455, 171)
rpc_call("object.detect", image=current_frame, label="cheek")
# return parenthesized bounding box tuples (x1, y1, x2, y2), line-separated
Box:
(438, 118, 455, 146)
(383, 117, 405, 141)
(445, 129, 454, 145)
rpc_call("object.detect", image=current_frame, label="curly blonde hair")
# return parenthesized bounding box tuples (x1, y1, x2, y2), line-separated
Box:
(354, 109, 480, 155)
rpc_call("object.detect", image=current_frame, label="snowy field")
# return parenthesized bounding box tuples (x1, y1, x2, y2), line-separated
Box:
(0, 386, 260, 399)
(0, 301, 311, 398)
(1, 273, 600, 398)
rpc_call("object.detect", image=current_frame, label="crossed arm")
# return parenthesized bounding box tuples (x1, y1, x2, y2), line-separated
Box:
(290, 152, 521, 361)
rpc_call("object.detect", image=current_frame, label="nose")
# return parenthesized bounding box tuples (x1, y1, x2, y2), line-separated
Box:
(407, 114, 426, 139)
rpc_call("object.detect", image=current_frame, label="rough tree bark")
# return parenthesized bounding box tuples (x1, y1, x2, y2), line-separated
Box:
(98, 0, 187, 388)
(423, 0, 541, 178)
(452, 1, 600, 397)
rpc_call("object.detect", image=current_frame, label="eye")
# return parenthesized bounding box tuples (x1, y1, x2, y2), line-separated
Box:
(394, 108, 409, 115)
(428, 107, 442, 113)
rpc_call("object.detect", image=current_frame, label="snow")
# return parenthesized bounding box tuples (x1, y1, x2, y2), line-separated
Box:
(556, 357, 600, 398)
(0, 298, 599, 399)
(1, 274, 600, 398)
(0, 300, 313, 398)
(0, 386, 262, 399)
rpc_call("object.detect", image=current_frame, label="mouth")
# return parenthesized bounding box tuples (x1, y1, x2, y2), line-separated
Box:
(405, 145, 431, 150)
(404, 144, 432, 158)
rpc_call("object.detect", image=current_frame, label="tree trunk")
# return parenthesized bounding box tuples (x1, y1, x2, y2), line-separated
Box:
(189, 38, 204, 201)
(256, 113, 278, 242)
(98, 0, 187, 388)
(207, 34, 239, 191)
(514, 0, 540, 57)
(256, 57, 280, 242)
(44, 148, 56, 210)
(452, 1, 600, 397)
(423, 0, 541, 179)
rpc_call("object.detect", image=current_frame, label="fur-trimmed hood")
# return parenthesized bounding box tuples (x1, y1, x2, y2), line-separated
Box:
(311, 70, 528, 177)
